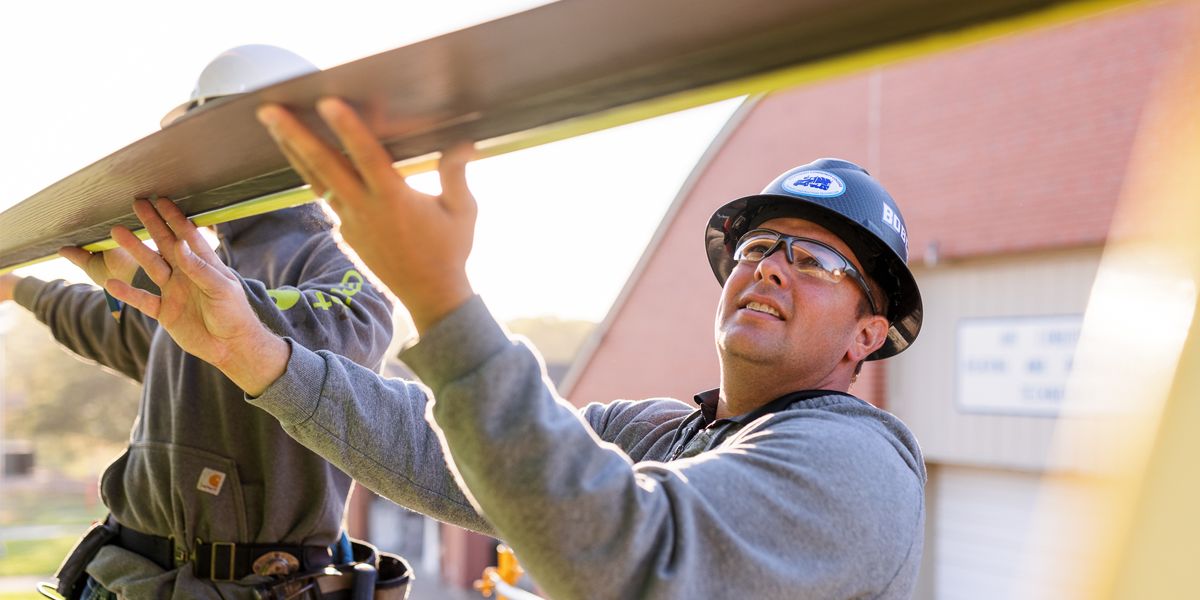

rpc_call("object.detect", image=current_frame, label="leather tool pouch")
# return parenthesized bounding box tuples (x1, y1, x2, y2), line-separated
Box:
(349, 539, 412, 600)
(54, 516, 120, 600)
(310, 539, 412, 600)
(373, 552, 412, 600)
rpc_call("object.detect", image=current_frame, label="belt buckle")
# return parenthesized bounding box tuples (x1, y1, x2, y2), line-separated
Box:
(169, 534, 190, 568)
(210, 542, 236, 582)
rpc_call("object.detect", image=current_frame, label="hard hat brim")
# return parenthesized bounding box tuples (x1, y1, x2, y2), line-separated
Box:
(159, 94, 236, 129)
(159, 101, 193, 129)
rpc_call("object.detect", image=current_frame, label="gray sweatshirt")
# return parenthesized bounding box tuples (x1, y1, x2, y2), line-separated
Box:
(14, 204, 394, 599)
(250, 295, 926, 600)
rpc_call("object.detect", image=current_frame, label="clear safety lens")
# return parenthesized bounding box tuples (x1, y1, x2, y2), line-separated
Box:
(733, 231, 850, 283)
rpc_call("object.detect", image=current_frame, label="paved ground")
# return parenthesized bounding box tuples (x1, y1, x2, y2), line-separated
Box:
(406, 568, 482, 600)
(0, 575, 48, 594)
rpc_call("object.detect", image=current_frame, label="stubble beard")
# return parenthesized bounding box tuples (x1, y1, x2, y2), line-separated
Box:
(716, 315, 792, 370)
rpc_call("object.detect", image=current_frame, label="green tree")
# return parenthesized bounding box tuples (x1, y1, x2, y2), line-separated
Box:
(505, 317, 596, 364)
(2, 307, 141, 474)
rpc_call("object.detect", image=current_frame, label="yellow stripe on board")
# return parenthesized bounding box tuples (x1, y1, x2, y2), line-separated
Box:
(0, 187, 318, 274)
(1, 0, 1148, 275)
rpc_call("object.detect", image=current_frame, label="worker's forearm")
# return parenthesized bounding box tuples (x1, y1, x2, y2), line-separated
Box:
(247, 337, 494, 535)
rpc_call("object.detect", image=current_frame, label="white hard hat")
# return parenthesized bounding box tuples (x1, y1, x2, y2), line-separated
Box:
(160, 44, 319, 128)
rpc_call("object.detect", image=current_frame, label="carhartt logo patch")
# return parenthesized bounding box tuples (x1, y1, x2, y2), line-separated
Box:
(197, 468, 227, 496)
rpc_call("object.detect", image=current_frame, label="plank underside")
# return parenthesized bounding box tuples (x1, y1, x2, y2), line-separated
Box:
(1, 0, 1068, 270)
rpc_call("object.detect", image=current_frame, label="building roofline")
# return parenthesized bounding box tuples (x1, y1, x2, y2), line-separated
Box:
(559, 94, 763, 398)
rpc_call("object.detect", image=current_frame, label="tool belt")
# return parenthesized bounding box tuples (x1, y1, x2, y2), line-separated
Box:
(114, 523, 333, 580)
(50, 516, 411, 600)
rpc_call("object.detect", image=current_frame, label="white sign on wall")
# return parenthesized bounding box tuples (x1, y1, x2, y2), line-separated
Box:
(956, 315, 1083, 416)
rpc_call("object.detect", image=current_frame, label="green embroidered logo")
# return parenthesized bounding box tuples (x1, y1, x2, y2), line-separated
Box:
(267, 270, 364, 311)
(266, 289, 301, 310)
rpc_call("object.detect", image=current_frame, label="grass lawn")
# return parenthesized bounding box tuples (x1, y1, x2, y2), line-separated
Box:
(0, 537, 74, 577)
(0, 593, 47, 600)
(1, 491, 106, 528)
(0, 590, 47, 600)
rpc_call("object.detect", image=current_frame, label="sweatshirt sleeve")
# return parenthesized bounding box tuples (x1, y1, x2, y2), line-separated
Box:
(247, 338, 493, 536)
(238, 235, 394, 366)
(399, 296, 926, 600)
(12, 277, 156, 382)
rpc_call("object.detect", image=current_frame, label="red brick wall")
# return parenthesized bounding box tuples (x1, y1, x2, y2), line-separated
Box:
(853, 361, 887, 408)
(567, 2, 1195, 409)
(884, 1, 1195, 263)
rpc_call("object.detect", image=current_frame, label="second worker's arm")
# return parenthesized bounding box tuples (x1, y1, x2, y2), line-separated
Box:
(0, 244, 157, 382)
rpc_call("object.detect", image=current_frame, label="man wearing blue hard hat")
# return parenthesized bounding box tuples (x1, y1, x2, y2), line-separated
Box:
(107, 96, 927, 599)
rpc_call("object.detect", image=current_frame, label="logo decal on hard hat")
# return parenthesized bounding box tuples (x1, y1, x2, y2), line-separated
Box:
(782, 170, 845, 197)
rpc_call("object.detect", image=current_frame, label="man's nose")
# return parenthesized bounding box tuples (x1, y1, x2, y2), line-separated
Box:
(754, 250, 791, 287)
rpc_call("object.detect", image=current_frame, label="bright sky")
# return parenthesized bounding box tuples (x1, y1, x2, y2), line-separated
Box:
(0, 0, 741, 323)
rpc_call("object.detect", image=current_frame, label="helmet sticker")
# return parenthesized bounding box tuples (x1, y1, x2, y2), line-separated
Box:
(782, 170, 846, 197)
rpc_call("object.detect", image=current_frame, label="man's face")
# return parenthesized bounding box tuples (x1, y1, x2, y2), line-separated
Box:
(715, 217, 869, 379)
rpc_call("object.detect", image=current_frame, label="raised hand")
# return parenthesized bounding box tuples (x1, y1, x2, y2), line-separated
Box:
(59, 243, 141, 288)
(256, 98, 476, 334)
(105, 198, 289, 395)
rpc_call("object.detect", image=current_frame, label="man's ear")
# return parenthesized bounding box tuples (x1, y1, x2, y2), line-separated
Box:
(848, 315, 890, 363)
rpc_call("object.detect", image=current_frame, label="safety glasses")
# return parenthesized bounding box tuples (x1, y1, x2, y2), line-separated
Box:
(733, 229, 879, 316)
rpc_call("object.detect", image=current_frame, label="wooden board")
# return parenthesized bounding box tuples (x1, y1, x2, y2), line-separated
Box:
(0, 0, 1124, 270)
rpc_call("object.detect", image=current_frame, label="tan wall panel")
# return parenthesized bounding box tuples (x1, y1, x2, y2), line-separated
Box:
(888, 247, 1102, 471)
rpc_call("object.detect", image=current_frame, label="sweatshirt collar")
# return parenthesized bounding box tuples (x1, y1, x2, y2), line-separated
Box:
(212, 202, 333, 245)
(693, 388, 857, 426)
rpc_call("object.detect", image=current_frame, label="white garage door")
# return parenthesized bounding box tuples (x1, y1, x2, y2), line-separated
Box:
(934, 465, 1096, 600)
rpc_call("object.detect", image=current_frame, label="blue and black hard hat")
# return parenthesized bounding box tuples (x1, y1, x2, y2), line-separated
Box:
(705, 158, 922, 359)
